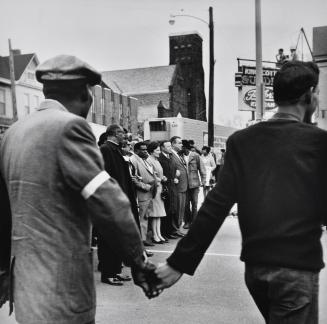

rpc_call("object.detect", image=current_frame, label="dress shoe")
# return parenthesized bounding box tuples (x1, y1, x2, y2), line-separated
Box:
(152, 238, 164, 244)
(143, 240, 155, 247)
(115, 274, 132, 281)
(145, 250, 154, 257)
(160, 238, 169, 243)
(175, 232, 185, 237)
(167, 234, 179, 239)
(101, 277, 123, 286)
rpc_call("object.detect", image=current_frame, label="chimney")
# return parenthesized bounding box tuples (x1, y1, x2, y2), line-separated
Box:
(12, 49, 21, 55)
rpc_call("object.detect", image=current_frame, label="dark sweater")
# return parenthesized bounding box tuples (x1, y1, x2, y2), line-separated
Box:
(168, 120, 327, 274)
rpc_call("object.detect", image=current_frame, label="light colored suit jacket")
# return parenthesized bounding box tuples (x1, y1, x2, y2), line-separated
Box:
(186, 152, 207, 189)
(171, 150, 188, 193)
(130, 154, 156, 202)
(0, 100, 143, 324)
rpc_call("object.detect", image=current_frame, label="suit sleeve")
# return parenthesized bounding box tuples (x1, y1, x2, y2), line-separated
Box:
(167, 137, 238, 275)
(58, 119, 144, 267)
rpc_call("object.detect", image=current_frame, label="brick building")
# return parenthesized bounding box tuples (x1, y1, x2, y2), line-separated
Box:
(0, 50, 139, 139)
(102, 65, 187, 123)
(169, 32, 207, 121)
(102, 32, 207, 124)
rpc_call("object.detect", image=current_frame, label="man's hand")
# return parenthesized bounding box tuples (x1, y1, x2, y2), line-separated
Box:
(154, 262, 182, 290)
(131, 260, 162, 299)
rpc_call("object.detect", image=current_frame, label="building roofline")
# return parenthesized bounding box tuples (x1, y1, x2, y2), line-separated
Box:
(169, 31, 203, 39)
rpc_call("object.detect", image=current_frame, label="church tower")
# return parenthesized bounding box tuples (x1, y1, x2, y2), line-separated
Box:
(169, 32, 207, 121)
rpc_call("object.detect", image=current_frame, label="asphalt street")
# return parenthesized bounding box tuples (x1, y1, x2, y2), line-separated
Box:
(1, 216, 327, 324)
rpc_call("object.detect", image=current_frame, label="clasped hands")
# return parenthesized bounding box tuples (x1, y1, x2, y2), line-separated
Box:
(132, 261, 182, 299)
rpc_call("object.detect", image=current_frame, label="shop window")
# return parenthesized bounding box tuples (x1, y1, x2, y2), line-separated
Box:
(149, 120, 167, 132)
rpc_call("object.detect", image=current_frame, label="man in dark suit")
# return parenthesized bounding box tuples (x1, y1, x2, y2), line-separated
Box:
(97, 124, 140, 285)
(158, 140, 179, 239)
(170, 136, 188, 237)
(156, 61, 326, 323)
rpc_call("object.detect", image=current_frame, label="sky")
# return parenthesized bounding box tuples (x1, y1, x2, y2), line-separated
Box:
(1, 0, 326, 127)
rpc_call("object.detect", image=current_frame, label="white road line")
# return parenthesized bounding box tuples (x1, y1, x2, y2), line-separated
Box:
(148, 250, 239, 257)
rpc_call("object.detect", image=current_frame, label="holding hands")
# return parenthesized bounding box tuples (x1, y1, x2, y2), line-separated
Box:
(132, 260, 182, 299)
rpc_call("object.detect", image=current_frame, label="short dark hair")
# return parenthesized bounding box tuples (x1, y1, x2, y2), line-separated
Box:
(170, 136, 181, 144)
(273, 61, 319, 106)
(202, 146, 211, 153)
(98, 132, 108, 146)
(134, 141, 146, 151)
(106, 124, 122, 137)
(182, 139, 191, 150)
(147, 141, 160, 154)
(160, 140, 170, 148)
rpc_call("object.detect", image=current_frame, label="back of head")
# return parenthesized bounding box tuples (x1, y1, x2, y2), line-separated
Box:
(273, 61, 319, 106)
(106, 124, 122, 137)
(36, 54, 101, 111)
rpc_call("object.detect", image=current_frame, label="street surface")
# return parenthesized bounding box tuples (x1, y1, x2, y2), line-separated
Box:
(1, 216, 327, 324)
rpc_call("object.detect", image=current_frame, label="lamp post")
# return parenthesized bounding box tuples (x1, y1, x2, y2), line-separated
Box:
(169, 7, 215, 147)
(255, 0, 264, 120)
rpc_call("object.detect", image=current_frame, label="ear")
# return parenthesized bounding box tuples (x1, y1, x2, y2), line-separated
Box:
(304, 93, 311, 105)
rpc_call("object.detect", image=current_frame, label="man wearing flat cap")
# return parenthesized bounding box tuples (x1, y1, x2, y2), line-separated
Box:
(0, 55, 159, 324)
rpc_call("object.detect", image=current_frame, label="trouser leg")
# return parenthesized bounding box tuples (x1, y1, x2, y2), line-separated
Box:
(245, 264, 319, 324)
(138, 200, 151, 241)
(177, 192, 186, 228)
(183, 189, 192, 224)
(97, 238, 122, 278)
(190, 187, 199, 222)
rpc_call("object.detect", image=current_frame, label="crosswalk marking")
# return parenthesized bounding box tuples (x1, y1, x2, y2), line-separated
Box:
(148, 250, 239, 257)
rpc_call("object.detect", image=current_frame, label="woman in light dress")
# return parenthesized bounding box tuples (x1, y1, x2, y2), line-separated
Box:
(147, 141, 167, 244)
(200, 146, 216, 198)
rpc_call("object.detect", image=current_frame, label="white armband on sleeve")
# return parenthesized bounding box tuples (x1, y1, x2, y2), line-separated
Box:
(81, 171, 110, 200)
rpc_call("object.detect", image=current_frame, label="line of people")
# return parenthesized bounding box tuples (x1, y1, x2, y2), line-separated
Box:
(94, 130, 225, 286)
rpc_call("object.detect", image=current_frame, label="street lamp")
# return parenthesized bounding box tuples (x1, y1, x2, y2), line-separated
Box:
(169, 7, 215, 147)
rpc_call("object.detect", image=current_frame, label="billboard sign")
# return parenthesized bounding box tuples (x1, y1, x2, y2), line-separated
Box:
(235, 65, 279, 111)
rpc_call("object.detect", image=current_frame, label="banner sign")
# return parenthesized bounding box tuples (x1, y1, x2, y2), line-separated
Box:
(235, 65, 279, 111)
(238, 86, 277, 111)
(235, 65, 279, 87)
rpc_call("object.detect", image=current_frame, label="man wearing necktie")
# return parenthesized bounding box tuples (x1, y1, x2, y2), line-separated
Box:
(169, 136, 188, 236)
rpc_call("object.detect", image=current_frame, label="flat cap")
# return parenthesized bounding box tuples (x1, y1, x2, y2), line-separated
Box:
(36, 54, 101, 86)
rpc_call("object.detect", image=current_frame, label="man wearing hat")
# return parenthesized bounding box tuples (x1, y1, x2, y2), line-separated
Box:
(0, 55, 158, 324)
(156, 61, 327, 323)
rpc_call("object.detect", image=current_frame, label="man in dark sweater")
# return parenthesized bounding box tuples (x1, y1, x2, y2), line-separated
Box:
(155, 61, 326, 323)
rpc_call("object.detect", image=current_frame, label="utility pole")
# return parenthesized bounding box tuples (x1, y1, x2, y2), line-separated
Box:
(8, 39, 18, 122)
(255, 0, 264, 120)
(208, 6, 215, 147)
